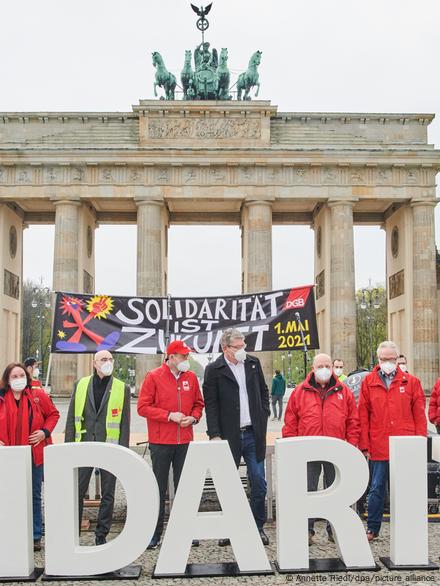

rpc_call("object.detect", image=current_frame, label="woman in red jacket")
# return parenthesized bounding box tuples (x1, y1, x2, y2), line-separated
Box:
(0, 362, 60, 551)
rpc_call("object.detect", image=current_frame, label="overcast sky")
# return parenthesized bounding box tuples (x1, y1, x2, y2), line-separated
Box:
(1, 0, 438, 296)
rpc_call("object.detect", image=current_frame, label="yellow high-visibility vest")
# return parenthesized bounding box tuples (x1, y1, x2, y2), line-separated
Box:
(74, 375, 125, 444)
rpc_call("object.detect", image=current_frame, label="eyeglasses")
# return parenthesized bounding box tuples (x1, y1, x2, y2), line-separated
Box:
(229, 344, 246, 350)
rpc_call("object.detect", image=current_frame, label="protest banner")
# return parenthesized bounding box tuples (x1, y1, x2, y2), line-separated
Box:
(51, 286, 319, 355)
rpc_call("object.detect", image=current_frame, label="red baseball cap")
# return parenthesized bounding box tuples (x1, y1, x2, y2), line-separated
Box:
(166, 340, 193, 356)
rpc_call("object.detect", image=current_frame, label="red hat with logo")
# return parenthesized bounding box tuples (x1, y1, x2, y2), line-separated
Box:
(166, 340, 193, 356)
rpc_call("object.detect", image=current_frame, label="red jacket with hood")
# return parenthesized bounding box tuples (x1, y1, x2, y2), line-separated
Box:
(0, 386, 60, 466)
(428, 378, 440, 425)
(282, 371, 360, 446)
(358, 366, 427, 460)
(137, 362, 204, 445)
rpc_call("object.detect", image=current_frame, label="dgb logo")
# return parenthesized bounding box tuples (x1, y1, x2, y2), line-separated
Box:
(285, 298, 305, 308)
(283, 286, 311, 311)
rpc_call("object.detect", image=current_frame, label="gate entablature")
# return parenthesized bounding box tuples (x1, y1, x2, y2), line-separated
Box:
(0, 100, 439, 392)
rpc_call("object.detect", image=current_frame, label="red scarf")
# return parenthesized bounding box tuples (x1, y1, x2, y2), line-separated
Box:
(4, 388, 32, 447)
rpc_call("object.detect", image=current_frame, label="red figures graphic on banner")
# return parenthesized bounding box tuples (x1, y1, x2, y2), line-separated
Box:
(55, 295, 120, 352)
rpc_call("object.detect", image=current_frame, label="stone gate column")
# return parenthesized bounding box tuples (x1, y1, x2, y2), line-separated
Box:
(51, 198, 81, 396)
(241, 199, 273, 382)
(328, 199, 356, 371)
(135, 197, 168, 391)
(0, 204, 24, 367)
(411, 199, 439, 390)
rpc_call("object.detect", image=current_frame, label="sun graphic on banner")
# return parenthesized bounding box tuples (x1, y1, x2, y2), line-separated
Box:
(86, 295, 114, 320)
(57, 330, 66, 339)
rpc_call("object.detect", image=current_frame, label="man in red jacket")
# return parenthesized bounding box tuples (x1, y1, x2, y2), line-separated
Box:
(137, 340, 204, 549)
(359, 340, 427, 541)
(282, 353, 359, 544)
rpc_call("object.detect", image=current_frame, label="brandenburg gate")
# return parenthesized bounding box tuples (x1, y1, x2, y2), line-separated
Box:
(0, 100, 439, 393)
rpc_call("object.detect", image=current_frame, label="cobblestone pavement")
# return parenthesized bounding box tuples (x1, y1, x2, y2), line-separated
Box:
(26, 485, 440, 586)
(22, 398, 439, 585)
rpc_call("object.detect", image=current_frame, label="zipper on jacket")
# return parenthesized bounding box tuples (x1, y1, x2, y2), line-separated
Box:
(177, 380, 181, 445)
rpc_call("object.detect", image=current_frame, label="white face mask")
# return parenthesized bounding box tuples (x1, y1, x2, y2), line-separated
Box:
(234, 348, 247, 363)
(399, 364, 408, 373)
(33, 368, 40, 379)
(334, 367, 343, 377)
(177, 359, 190, 373)
(100, 361, 114, 377)
(10, 377, 27, 392)
(315, 367, 332, 384)
(380, 361, 397, 375)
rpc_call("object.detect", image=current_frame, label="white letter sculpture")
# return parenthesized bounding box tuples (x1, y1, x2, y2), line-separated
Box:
(388, 436, 429, 566)
(0, 447, 34, 578)
(155, 440, 271, 575)
(44, 443, 159, 576)
(276, 437, 375, 570)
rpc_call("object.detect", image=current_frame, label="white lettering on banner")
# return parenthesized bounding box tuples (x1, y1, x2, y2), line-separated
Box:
(276, 437, 376, 570)
(155, 441, 271, 575)
(0, 447, 34, 578)
(250, 296, 267, 322)
(265, 291, 284, 315)
(44, 443, 159, 577)
(115, 292, 285, 327)
(252, 324, 270, 350)
(184, 299, 198, 319)
(214, 297, 228, 320)
(115, 327, 157, 354)
(115, 298, 144, 325)
(389, 436, 428, 565)
(117, 325, 271, 354)
(145, 300, 161, 324)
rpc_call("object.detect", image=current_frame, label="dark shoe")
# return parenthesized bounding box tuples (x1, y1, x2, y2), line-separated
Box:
(33, 539, 41, 552)
(218, 538, 231, 547)
(192, 539, 200, 547)
(366, 531, 378, 542)
(259, 528, 269, 546)
(147, 534, 161, 549)
(95, 535, 107, 546)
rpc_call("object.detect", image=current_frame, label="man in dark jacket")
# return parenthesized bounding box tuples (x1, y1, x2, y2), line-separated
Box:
(65, 350, 131, 545)
(203, 328, 270, 546)
(271, 370, 286, 420)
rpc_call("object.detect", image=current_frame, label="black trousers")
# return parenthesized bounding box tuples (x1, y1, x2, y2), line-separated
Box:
(149, 443, 189, 538)
(78, 467, 116, 539)
(307, 461, 335, 535)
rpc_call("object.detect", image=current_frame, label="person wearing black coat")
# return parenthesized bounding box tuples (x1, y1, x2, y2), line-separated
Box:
(203, 328, 270, 546)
